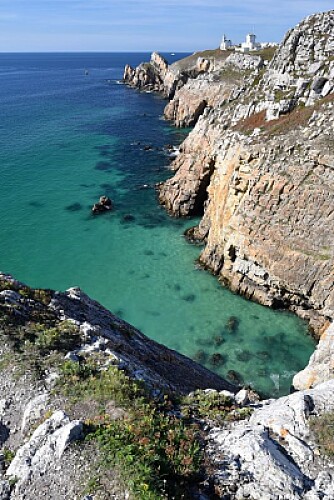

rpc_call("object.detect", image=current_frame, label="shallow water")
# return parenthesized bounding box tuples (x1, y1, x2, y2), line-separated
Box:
(0, 53, 315, 397)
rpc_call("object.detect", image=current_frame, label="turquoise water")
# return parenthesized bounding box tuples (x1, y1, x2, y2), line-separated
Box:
(0, 53, 315, 397)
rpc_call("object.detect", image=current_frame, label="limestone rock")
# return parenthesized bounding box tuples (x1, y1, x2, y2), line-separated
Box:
(21, 393, 50, 435)
(293, 322, 334, 390)
(6, 410, 83, 483)
(208, 380, 334, 499)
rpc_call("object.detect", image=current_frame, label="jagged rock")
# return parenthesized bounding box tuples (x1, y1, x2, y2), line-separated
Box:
(234, 388, 249, 405)
(123, 52, 175, 97)
(92, 195, 112, 214)
(21, 393, 50, 435)
(293, 322, 334, 390)
(6, 410, 83, 484)
(0, 400, 7, 418)
(208, 380, 334, 499)
(52, 285, 237, 394)
(224, 52, 264, 71)
(196, 57, 210, 72)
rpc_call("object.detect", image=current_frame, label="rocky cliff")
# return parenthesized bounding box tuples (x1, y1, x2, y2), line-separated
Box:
(1, 273, 334, 499)
(154, 11, 334, 339)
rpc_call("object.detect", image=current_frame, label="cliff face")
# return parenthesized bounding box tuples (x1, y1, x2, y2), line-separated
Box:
(198, 105, 334, 331)
(164, 52, 265, 127)
(156, 10, 334, 337)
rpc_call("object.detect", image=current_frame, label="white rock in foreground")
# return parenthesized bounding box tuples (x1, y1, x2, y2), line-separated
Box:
(21, 393, 49, 435)
(208, 380, 334, 499)
(6, 410, 83, 484)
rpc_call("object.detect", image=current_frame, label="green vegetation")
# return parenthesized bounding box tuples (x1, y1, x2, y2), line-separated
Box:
(57, 361, 252, 499)
(182, 390, 253, 424)
(252, 46, 277, 61)
(171, 48, 230, 72)
(0, 315, 81, 380)
(218, 66, 244, 83)
(251, 68, 265, 87)
(59, 363, 202, 498)
(3, 448, 15, 467)
(0, 279, 52, 307)
(310, 412, 334, 457)
(1, 320, 80, 356)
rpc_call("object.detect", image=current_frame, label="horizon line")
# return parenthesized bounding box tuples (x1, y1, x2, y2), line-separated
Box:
(0, 50, 196, 54)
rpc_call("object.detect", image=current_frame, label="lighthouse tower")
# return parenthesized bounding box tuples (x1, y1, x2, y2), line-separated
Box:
(220, 34, 232, 51)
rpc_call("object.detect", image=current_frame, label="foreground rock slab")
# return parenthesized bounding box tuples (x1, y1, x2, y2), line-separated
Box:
(208, 380, 334, 499)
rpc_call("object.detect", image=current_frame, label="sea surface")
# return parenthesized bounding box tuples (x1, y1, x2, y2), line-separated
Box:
(0, 52, 315, 397)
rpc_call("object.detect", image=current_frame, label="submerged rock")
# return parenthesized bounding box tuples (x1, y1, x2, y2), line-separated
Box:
(192, 350, 207, 363)
(122, 214, 135, 222)
(227, 370, 243, 385)
(209, 353, 226, 367)
(213, 333, 225, 347)
(236, 350, 253, 362)
(226, 316, 239, 333)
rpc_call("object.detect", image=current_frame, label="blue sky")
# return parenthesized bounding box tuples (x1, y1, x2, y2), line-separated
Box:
(0, 0, 333, 52)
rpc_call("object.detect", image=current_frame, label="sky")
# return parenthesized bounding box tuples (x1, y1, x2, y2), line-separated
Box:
(0, 0, 333, 52)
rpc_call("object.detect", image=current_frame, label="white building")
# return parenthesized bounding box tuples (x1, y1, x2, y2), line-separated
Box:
(239, 33, 261, 52)
(220, 34, 232, 50)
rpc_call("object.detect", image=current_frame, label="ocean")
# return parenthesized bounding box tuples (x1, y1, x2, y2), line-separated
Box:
(0, 52, 315, 396)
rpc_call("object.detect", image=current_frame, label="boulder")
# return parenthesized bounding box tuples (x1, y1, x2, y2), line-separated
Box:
(92, 195, 113, 214)
(6, 410, 83, 484)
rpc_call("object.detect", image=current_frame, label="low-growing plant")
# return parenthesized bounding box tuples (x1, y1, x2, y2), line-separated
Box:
(310, 412, 334, 457)
(89, 407, 202, 498)
(58, 364, 202, 498)
(3, 448, 15, 467)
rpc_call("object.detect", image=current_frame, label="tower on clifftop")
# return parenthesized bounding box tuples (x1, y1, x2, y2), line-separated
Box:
(220, 34, 232, 50)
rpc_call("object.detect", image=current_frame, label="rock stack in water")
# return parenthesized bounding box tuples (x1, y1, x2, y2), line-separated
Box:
(92, 195, 112, 214)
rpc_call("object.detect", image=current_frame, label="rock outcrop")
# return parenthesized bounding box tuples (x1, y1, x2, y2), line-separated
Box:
(155, 10, 334, 335)
(0, 272, 236, 396)
(293, 322, 334, 390)
(91, 195, 112, 215)
(208, 380, 334, 499)
(123, 48, 234, 101)
(164, 52, 264, 127)
(123, 51, 169, 94)
(6, 411, 83, 484)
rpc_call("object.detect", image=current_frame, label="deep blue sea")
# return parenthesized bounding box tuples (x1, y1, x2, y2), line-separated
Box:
(0, 52, 315, 396)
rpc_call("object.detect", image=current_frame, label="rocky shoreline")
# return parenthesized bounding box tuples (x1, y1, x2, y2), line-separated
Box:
(123, 10, 334, 342)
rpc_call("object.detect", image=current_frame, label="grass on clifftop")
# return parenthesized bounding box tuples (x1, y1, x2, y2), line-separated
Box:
(59, 362, 204, 498)
(170, 48, 231, 72)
